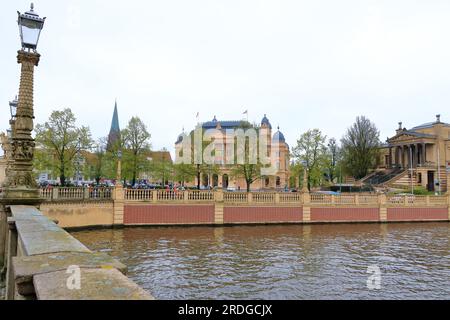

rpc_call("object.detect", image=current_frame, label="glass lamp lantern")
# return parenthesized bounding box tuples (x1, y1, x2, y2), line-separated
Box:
(17, 3, 46, 51)
(117, 150, 123, 160)
(9, 96, 18, 120)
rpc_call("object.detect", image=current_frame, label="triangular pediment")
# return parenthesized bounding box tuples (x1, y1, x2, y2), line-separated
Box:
(387, 130, 436, 143)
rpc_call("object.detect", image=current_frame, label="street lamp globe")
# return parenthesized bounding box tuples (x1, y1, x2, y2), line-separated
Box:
(17, 3, 46, 51)
(9, 95, 18, 120)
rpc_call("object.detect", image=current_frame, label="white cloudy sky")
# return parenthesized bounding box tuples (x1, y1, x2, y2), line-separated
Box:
(1, 0, 450, 156)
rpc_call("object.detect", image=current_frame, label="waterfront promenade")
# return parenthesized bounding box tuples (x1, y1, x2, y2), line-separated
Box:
(37, 187, 450, 229)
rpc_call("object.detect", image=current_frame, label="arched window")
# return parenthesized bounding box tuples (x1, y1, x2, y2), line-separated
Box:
(202, 174, 209, 187)
(212, 174, 219, 187)
(223, 174, 229, 189)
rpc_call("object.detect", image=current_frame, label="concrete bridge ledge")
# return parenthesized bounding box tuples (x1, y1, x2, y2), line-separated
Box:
(3, 205, 153, 300)
(12, 252, 128, 296)
(33, 268, 154, 300)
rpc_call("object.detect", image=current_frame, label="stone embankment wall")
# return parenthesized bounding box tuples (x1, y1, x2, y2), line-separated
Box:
(37, 187, 450, 229)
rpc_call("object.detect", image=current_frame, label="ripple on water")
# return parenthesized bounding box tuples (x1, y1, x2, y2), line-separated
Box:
(72, 223, 450, 300)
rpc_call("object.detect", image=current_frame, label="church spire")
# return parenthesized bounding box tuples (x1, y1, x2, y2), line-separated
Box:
(107, 100, 121, 151)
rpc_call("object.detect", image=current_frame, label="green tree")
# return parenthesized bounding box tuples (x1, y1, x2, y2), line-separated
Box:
(229, 122, 263, 192)
(340, 116, 381, 179)
(148, 154, 174, 186)
(324, 138, 339, 183)
(292, 129, 327, 190)
(173, 163, 197, 187)
(90, 137, 107, 184)
(122, 117, 151, 186)
(35, 108, 93, 186)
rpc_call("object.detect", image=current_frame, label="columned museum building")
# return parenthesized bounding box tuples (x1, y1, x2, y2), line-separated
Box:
(376, 115, 450, 192)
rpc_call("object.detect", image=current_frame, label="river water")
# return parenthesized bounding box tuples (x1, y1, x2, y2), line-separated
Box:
(72, 223, 450, 300)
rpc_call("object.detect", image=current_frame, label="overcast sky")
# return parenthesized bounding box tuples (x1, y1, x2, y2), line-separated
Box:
(1, 0, 450, 157)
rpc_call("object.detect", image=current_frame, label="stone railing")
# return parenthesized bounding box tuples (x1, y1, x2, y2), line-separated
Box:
(0, 205, 153, 300)
(122, 189, 450, 207)
(386, 194, 448, 206)
(40, 188, 450, 208)
(39, 187, 114, 201)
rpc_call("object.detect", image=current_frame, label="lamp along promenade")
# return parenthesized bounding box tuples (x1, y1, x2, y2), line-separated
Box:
(0, 4, 152, 301)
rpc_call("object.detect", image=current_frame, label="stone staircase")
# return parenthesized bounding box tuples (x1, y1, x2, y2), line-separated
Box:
(361, 168, 405, 186)
(387, 170, 421, 189)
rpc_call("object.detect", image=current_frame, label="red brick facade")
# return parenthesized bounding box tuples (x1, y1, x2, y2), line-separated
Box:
(310, 207, 379, 222)
(124, 204, 215, 225)
(223, 206, 303, 224)
(387, 208, 448, 221)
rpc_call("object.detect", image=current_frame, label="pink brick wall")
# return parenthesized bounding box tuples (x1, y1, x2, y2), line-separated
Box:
(124, 205, 215, 225)
(387, 208, 448, 221)
(310, 207, 379, 222)
(223, 206, 303, 224)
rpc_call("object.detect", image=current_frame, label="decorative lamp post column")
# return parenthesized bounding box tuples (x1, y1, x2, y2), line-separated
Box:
(3, 4, 46, 201)
(116, 150, 123, 187)
(301, 160, 309, 193)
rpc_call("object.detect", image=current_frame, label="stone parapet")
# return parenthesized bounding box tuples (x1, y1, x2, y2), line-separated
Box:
(3, 205, 153, 300)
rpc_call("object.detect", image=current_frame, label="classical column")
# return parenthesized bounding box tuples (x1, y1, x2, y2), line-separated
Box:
(388, 147, 393, 167)
(401, 146, 405, 168)
(394, 146, 399, 166)
(2, 51, 41, 201)
(416, 143, 420, 166)
(422, 143, 426, 164)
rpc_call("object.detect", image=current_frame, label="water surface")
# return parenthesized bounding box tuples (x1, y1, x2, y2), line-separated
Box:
(72, 223, 450, 300)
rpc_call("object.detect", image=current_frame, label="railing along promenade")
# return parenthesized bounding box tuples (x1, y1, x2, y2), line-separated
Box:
(122, 189, 449, 207)
(33, 187, 450, 227)
(0, 205, 153, 300)
(39, 187, 113, 201)
(37, 187, 450, 207)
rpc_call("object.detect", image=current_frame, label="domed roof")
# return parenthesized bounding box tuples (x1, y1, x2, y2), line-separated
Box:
(175, 134, 184, 144)
(261, 114, 272, 129)
(175, 128, 187, 144)
(273, 127, 286, 143)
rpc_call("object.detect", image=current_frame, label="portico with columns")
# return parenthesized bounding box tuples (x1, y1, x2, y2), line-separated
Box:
(379, 115, 450, 193)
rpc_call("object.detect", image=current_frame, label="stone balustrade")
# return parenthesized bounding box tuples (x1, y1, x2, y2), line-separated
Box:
(31, 188, 450, 229)
(0, 205, 153, 300)
(39, 187, 114, 201)
(122, 189, 449, 207)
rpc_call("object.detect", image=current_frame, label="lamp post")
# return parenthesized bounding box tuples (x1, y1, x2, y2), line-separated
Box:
(409, 146, 414, 195)
(1, 3, 45, 278)
(116, 150, 123, 187)
(2, 3, 45, 201)
(300, 160, 309, 193)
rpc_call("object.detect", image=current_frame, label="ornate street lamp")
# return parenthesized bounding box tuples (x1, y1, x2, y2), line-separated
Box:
(2, 4, 45, 201)
(18, 3, 46, 52)
(9, 96, 18, 120)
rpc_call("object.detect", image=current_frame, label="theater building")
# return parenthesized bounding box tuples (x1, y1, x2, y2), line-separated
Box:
(175, 115, 290, 190)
